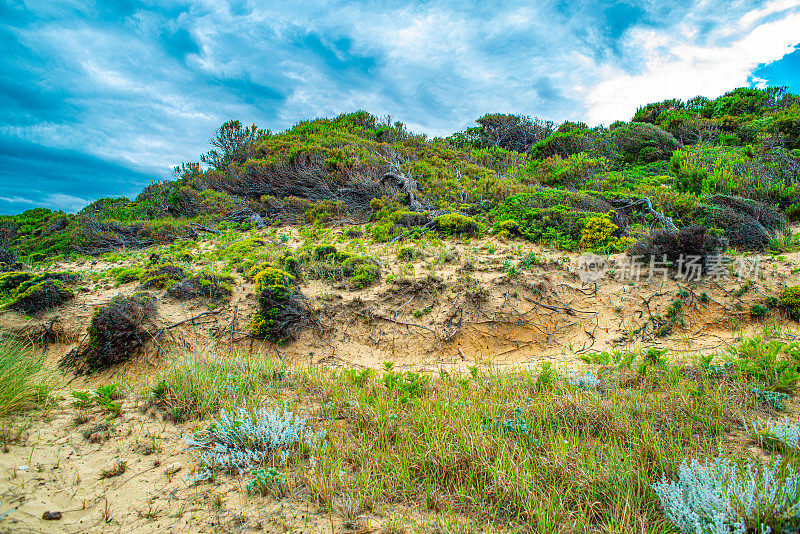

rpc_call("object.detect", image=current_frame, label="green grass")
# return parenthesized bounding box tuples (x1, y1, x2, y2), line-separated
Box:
(0, 335, 51, 419)
(144, 347, 794, 533)
(147, 346, 285, 421)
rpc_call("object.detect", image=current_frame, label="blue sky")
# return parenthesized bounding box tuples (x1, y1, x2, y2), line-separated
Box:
(2, 0, 800, 215)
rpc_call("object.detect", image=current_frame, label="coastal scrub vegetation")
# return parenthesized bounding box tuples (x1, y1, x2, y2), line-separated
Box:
(0, 85, 796, 266)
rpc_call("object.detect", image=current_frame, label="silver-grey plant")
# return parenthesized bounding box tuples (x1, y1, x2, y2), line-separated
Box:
(750, 418, 800, 451)
(569, 370, 600, 389)
(185, 406, 323, 480)
(652, 456, 800, 534)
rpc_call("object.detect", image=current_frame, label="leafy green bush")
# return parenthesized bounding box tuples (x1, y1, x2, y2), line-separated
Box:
(433, 213, 479, 236)
(609, 122, 679, 164)
(780, 285, 800, 319)
(491, 190, 615, 250)
(139, 264, 187, 289)
(249, 264, 311, 342)
(579, 214, 633, 252)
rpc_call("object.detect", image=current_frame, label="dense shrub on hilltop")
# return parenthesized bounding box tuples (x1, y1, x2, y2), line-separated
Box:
(609, 123, 679, 164)
(2, 86, 799, 263)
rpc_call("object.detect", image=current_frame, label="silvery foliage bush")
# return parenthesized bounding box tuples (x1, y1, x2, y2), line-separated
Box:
(185, 406, 323, 481)
(569, 370, 600, 389)
(750, 418, 800, 450)
(653, 456, 800, 534)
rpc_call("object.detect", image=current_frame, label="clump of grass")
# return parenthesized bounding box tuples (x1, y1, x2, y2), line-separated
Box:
(99, 460, 127, 479)
(0, 335, 51, 418)
(148, 348, 282, 421)
(149, 343, 795, 532)
(297, 361, 754, 531)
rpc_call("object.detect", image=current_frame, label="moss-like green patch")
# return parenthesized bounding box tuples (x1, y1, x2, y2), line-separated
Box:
(0, 270, 79, 314)
(139, 264, 187, 289)
(168, 270, 234, 300)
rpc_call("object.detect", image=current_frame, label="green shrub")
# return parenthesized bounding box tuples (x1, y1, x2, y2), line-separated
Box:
(433, 213, 479, 235)
(779, 285, 800, 319)
(168, 271, 234, 300)
(249, 265, 311, 342)
(609, 122, 679, 164)
(107, 267, 146, 284)
(6, 279, 74, 314)
(349, 263, 380, 289)
(139, 264, 187, 289)
(491, 191, 612, 250)
(218, 238, 267, 272)
(0, 271, 79, 314)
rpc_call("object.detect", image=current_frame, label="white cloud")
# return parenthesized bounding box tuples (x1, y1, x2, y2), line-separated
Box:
(585, 2, 800, 124)
(42, 193, 89, 212)
(4, 0, 800, 216)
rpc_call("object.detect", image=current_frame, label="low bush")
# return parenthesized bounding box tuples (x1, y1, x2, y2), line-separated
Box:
(184, 406, 322, 480)
(61, 293, 158, 373)
(217, 237, 267, 272)
(308, 246, 380, 289)
(139, 264, 188, 290)
(6, 279, 74, 315)
(491, 191, 619, 250)
(653, 456, 800, 534)
(167, 271, 233, 300)
(0, 271, 79, 314)
(609, 122, 679, 164)
(628, 225, 726, 270)
(433, 213, 479, 236)
(749, 418, 799, 452)
(249, 265, 312, 342)
(780, 285, 800, 319)
(725, 335, 800, 392)
(579, 213, 633, 252)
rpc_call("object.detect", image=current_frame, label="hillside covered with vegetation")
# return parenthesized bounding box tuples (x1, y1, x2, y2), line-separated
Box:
(2, 86, 800, 534)
(0, 85, 798, 266)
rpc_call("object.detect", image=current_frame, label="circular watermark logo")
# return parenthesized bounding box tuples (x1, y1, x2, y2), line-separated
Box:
(576, 253, 608, 283)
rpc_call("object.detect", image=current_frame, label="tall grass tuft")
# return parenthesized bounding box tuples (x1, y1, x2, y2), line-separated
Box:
(148, 346, 284, 421)
(0, 335, 50, 419)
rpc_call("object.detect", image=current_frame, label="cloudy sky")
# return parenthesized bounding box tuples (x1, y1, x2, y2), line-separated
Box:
(2, 0, 799, 214)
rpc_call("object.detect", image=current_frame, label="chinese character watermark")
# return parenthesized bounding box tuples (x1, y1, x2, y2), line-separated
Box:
(576, 254, 760, 283)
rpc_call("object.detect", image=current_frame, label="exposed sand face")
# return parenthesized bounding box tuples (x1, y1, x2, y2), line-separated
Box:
(2, 234, 799, 532)
(4, 237, 796, 373)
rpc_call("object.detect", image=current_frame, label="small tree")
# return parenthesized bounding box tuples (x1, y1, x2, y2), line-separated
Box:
(201, 120, 266, 169)
(473, 114, 556, 153)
